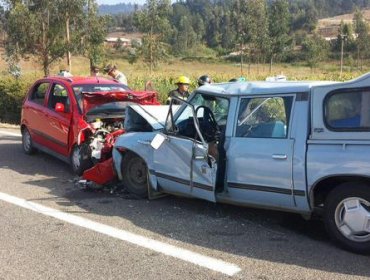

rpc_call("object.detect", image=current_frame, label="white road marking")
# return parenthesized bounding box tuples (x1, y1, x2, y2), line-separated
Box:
(0, 192, 241, 276)
(0, 130, 21, 137)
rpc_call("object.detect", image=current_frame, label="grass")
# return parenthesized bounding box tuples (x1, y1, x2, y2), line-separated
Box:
(1, 51, 369, 103)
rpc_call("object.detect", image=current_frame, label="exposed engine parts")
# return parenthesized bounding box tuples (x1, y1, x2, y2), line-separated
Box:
(88, 118, 125, 162)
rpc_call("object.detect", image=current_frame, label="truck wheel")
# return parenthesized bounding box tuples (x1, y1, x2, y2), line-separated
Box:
(121, 153, 148, 198)
(22, 128, 36, 154)
(324, 183, 370, 254)
(71, 144, 93, 176)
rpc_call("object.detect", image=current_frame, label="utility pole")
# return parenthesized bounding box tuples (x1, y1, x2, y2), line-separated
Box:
(66, 12, 71, 72)
(87, 0, 93, 74)
(340, 33, 346, 77)
(240, 41, 244, 76)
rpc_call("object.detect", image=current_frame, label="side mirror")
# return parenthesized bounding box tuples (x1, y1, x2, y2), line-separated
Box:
(55, 102, 65, 113)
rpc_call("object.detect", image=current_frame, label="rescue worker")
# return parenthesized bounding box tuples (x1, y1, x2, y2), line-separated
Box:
(197, 75, 212, 87)
(103, 64, 128, 85)
(167, 75, 190, 105)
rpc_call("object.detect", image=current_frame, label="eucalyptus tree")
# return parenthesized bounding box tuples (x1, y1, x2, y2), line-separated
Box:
(5, 0, 70, 75)
(353, 8, 370, 69)
(4, 0, 107, 75)
(134, 0, 172, 73)
(302, 33, 328, 71)
(267, 0, 291, 73)
(245, 0, 269, 68)
(82, 0, 109, 72)
(56, 0, 86, 71)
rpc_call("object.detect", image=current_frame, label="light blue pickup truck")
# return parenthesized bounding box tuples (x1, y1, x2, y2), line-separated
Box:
(113, 73, 370, 254)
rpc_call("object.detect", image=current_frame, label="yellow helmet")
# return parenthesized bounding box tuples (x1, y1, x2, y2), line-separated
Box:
(175, 75, 190, 85)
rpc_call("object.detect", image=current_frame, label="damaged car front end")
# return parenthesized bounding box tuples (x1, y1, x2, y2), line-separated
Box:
(79, 103, 168, 187)
(113, 89, 228, 200)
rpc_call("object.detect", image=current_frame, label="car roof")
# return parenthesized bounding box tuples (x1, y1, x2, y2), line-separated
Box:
(46, 76, 122, 86)
(197, 80, 340, 96)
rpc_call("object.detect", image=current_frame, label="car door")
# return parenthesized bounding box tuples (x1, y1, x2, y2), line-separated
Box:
(42, 82, 73, 156)
(22, 81, 51, 146)
(152, 95, 228, 202)
(226, 95, 295, 208)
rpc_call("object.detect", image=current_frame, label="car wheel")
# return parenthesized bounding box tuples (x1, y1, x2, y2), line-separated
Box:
(324, 183, 370, 254)
(121, 153, 148, 198)
(70, 144, 93, 176)
(22, 128, 36, 154)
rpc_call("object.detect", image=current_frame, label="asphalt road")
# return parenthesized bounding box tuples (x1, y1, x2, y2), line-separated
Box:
(0, 127, 369, 280)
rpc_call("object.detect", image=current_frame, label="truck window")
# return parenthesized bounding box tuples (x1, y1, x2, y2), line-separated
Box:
(236, 96, 293, 138)
(325, 89, 370, 130)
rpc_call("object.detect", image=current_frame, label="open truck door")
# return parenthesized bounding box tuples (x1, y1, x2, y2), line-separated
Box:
(152, 98, 217, 202)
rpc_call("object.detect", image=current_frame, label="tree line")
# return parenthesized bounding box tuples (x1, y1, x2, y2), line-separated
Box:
(113, 0, 370, 72)
(0, 0, 369, 77)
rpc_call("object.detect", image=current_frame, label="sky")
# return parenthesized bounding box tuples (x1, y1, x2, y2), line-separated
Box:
(97, 0, 146, 4)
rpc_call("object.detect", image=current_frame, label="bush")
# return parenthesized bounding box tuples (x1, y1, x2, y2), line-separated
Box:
(0, 78, 32, 124)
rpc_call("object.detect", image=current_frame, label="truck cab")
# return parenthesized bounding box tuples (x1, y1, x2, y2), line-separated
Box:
(113, 73, 370, 254)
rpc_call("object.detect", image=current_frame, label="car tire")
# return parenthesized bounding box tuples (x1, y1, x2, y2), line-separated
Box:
(324, 183, 370, 254)
(22, 127, 36, 155)
(70, 144, 93, 176)
(121, 153, 148, 198)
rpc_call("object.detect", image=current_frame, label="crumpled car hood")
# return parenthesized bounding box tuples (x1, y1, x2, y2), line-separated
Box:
(82, 90, 158, 113)
(125, 104, 180, 131)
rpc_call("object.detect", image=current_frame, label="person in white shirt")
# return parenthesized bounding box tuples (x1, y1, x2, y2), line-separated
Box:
(103, 64, 128, 85)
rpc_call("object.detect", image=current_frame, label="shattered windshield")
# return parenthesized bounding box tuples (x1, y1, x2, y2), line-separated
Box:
(175, 93, 229, 126)
(165, 92, 229, 143)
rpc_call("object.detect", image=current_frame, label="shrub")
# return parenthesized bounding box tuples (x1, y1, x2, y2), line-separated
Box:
(0, 78, 32, 124)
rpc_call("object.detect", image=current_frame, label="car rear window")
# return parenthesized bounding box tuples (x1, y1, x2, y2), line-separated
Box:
(72, 84, 130, 112)
(325, 89, 370, 131)
(72, 84, 129, 94)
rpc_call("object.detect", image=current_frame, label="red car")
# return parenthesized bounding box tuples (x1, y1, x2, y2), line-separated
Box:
(21, 75, 159, 177)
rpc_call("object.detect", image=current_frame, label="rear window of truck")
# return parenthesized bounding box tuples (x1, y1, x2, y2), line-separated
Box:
(325, 89, 370, 131)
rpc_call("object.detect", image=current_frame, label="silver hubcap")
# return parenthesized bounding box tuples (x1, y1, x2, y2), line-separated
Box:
(335, 197, 370, 242)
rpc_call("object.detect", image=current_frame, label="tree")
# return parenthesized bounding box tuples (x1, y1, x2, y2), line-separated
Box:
(5, 1, 69, 75)
(245, 0, 269, 67)
(231, 0, 249, 75)
(267, 0, 291, 73)
(82, 0, 109, 71)
(4, 0, 107, 75)
(56, 0, 86, 71)
(290, 0, 318, 32)
(134, 0, 172, 73)
(169, 4, 198, 55)
(302, 34, 328, 71)
(353, 8, 370, 69)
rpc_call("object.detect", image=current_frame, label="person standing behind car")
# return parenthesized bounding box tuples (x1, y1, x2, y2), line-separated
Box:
(166, 75, 190, 105)
(103, 64, 128, 86)
(197, 75, 212, 87)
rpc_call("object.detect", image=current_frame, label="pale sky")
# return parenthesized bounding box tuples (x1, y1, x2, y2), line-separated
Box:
(97, 0, 146, 5)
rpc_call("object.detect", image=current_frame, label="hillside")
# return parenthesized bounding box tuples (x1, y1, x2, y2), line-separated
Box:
(318, 9, 370, 37)
(98, 3, 141, 15)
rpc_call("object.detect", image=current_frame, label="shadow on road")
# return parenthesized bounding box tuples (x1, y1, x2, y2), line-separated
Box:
(0, 140, 369, 277)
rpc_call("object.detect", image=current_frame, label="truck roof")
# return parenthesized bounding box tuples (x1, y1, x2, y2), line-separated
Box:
(198, 80, 339, 96)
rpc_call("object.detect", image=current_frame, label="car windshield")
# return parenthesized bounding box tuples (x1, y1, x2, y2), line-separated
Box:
(175, 93, 229, 126)
(73, 84, 130, 112)
(165, 92, 229, 143)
